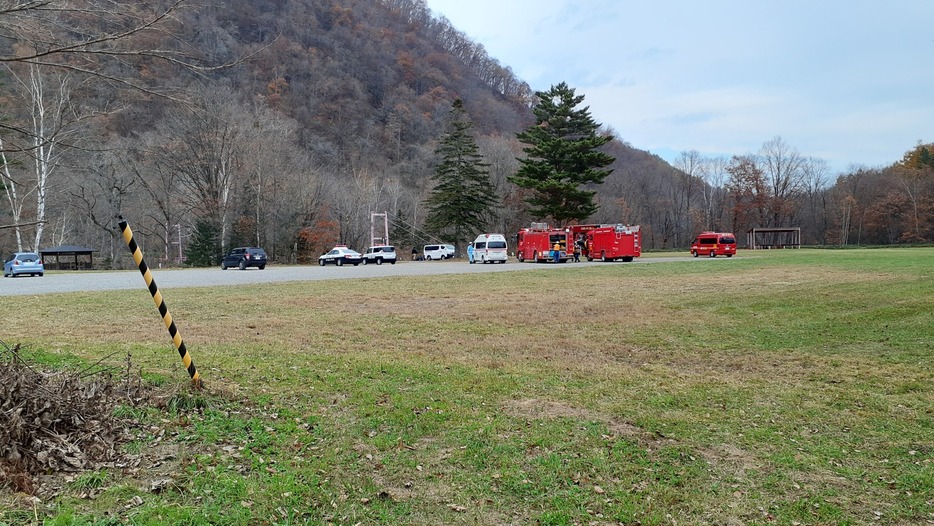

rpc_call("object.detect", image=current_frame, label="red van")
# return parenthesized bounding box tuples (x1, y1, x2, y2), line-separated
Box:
(690, 232, 736, 258)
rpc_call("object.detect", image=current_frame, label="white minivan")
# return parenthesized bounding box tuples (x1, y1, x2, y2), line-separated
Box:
(423, 244, 455, 260)
(472, 233, 508, 263)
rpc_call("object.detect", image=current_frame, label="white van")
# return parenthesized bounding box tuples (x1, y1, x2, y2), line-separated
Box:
(423, 244, 455, 260)
(472, 233, 508, 263)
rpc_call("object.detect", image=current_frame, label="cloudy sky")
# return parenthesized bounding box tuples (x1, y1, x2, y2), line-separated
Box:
(423, 0, 934, 174)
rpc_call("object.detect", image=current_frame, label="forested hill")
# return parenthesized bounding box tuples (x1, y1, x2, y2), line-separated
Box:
(196, 0, 537, 163)
(0, 0, 688, 266)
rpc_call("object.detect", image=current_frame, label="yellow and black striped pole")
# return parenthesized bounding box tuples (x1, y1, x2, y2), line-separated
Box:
(118, 217, 201, 388)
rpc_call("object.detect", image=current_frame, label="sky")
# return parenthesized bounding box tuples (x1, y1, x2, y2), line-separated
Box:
(423, 0, 934, 174)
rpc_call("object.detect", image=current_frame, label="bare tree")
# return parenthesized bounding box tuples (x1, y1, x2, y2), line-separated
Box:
(67, 146, 136, 266)
(698, 156, 730, 232)
(759, 136, 805, 226)
(801, 157, 831, 244)
(673, 150, 705, 244)
(1, 63, 88, 250)
(0, 1, 211, 151)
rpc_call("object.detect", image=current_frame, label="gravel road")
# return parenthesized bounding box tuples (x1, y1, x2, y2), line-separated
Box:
(0, 256, 709, 297)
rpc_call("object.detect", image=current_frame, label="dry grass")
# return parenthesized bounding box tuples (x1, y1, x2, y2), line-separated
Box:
(1, 249, 931, 525)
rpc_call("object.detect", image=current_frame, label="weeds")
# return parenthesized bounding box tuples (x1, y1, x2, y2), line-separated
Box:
(0, 249, 931, 525)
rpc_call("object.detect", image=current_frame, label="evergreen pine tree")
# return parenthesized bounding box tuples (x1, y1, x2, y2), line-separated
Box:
(185, 220, 222, 267)
(509, 82, 615, 225)
(424, 99, 494, 248)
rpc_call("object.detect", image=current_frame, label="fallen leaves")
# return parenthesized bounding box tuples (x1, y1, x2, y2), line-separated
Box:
(0, 342, 147, 493)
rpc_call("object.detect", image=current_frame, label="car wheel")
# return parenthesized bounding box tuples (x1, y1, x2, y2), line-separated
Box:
(390, 260, 395, 264)
(337, 258, 344, 266)
(258, 265, 266, 269)
(239, 260, 247, 270)
(426, 255, 432, 260)
(376, 258, 382, 265)
(38, 272, 43, 277)
(319, 259, 325, 266)
(222, 264, 228, 270)
(709, 251, 716, 258)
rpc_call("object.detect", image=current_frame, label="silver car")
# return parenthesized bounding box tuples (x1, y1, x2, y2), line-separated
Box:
(4, 252, 44, 277)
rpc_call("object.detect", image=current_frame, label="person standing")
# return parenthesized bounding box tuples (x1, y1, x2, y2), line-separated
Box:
(467, 242, 475, 264)
(412, 246, 418, 261)
(552, 242, 561, 263)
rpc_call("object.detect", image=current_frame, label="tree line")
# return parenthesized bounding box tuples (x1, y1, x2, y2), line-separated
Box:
(1, 0, 930, 272)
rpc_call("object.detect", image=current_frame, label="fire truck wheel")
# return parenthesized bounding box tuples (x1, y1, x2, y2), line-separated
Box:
(601, 251, 608, 262)
(532, 251, 538, 262)
(709, 251, 716, 258)
(692, 250, 699, 257)
(517, 252, 524, 262)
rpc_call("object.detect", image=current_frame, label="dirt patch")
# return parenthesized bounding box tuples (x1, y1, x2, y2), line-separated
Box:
(501, 398, 668, 446)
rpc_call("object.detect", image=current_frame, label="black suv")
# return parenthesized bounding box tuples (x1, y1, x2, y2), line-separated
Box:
(221, 247, 268, 270)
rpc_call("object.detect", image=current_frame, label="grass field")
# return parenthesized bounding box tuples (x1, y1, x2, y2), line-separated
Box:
(1, 248, 931, 525)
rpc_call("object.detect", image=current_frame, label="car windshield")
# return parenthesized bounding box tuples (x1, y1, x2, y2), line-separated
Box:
(488, 241, 507, 249)
(720, 237, 736, 244)
(18, 254, 39, 262)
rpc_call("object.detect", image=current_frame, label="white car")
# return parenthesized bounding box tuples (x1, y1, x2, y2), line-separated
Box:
(423, 244, 455, 260)
(318, 246, 362, 266)
(362, 245, 396, 265)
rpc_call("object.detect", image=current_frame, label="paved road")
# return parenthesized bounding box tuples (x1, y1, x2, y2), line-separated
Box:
(0, 256, 714, 297)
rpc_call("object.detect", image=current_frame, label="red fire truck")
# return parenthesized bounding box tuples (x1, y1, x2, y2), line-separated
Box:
(515, 223, 571, 263)
(566, 223, 640, 262)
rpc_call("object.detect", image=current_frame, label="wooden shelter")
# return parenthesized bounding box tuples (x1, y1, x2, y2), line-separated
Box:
(39, 245, 97, 270)
(747, 227, 801, 250)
